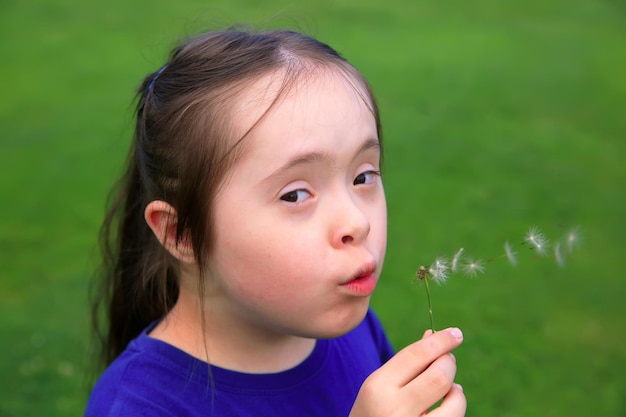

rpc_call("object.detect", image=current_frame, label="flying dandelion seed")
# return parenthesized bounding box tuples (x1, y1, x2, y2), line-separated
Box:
(429, 257, 449, 284)
(555, 241, 565, 267)
(463, 258, 485, 277)
(566, 226, 581, 253)
(504, 241, 518, 266)
(525, 226, 549, 255)
(451, 248, 464, 272)
(413, 224, 581, 335)
(434, 257, 448, 270)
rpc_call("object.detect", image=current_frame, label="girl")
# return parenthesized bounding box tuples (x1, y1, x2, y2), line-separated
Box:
(87, 27, 466, 416)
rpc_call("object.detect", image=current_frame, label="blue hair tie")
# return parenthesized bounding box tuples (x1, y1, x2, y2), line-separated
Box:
(147, 65, 167, 92)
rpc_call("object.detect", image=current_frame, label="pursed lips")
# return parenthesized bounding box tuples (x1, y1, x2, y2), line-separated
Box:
(340, 260, 377, 285)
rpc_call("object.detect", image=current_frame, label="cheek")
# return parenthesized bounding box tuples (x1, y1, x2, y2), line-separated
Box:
(212, 224, 320, 302)
(371, 195, 388, 249)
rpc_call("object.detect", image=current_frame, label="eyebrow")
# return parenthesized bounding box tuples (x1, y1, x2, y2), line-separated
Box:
(263, 137, 381, 183)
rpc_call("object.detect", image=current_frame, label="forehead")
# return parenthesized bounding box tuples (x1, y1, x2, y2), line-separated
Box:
(221, 68, 379, 191)
(231, 66, 376, 152)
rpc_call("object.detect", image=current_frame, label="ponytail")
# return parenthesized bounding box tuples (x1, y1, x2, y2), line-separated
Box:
(91, 89, 179, 367)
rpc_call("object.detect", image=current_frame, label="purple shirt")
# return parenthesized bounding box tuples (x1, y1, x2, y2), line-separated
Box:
(85, 309, 394, 416)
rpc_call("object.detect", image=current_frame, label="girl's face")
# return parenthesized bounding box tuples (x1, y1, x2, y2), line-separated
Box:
(205, 69, 387, 340)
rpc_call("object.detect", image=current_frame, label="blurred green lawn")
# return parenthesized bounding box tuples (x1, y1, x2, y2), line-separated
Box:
(1, 0, 624, 416)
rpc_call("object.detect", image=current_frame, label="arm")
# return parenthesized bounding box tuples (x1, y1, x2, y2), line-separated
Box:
(349, 328, 466, 417)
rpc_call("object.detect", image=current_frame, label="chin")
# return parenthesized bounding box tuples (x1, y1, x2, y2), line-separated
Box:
(312, 302, 371, 339)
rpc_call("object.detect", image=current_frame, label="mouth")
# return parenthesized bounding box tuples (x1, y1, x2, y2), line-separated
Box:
(352, 262, 376, 281)
(339, 261, 378, 296)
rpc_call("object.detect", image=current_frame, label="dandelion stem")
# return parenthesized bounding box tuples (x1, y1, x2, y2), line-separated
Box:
(423, 275, 435, 332)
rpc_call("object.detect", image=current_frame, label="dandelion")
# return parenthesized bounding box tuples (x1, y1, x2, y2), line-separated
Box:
(555, 241, 565, 267)
(504, 241, 517, 266)
(463, 258, 485, 277)
(524, 226, 550, 255)
(451, 248, 464, 272)
(414, 256, 449, 332)
(415, 266, 436, 332)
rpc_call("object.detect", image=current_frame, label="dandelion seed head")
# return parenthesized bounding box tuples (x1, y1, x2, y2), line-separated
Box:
(416, 265, 429, 281)
(451, 248, 464, 272)
(463, 258, 485, 278)
(555, 241, 565, 267)
(504, 241, 518, 266)
(525, 226, 549, 255)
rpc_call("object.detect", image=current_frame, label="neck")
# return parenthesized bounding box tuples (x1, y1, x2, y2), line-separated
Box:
(149, 288, 316, 374)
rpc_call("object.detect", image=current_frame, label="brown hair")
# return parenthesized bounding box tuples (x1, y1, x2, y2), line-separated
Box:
(90, 27, 383, 367)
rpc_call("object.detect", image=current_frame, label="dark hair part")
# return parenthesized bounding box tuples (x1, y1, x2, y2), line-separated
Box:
(90, 27, 383, 367)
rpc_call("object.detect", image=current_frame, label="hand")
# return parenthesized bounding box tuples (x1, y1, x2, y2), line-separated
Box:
(349, 327, 466, 417)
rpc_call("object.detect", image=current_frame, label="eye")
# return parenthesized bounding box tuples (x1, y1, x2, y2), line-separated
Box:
(354, 170, 381, 186)
(280, 189, 311, 203)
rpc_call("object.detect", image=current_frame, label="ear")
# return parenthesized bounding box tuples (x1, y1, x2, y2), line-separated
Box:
(144, 200, 195, 263)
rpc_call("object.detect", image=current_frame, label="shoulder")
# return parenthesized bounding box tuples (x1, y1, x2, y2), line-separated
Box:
(85, 330, 203, 417)
(85, 391, 179, 417)
(85, 365, 179, 417)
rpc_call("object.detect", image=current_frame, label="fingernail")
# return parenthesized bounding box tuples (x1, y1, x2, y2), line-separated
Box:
(448, 327, 463, 340)
(454, 383, 464, 392)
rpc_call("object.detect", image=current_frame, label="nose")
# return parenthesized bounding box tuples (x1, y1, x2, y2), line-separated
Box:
(330, 195, 371, 248)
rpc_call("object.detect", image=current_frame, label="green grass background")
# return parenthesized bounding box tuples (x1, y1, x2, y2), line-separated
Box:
(1, 0, 624, 415)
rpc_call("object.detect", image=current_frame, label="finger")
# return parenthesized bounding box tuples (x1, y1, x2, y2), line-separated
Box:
(385, 354, 457, 417)
(426, 384, 467, 417)
(405, 351, 457, 407)
(380, 328, 463, 386)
